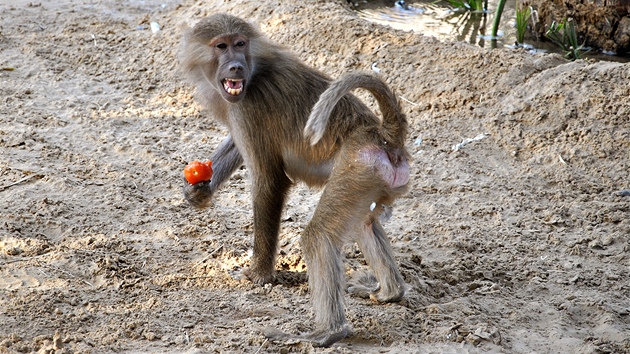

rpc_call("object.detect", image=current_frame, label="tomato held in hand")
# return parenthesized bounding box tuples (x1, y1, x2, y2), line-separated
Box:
(184, 160, 213, 185)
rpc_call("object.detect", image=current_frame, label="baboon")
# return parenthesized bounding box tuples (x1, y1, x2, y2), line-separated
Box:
(180, 13, 410, 347)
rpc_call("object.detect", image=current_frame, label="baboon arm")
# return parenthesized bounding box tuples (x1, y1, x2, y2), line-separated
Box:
(182, 134, 243, 208)
(209, 134, 244, 187)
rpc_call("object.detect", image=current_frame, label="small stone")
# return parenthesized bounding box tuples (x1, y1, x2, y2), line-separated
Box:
(52, 332, 63, 351)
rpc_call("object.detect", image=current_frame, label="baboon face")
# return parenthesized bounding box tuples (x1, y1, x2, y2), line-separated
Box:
(207, 34, 251, 103)
(182, 14, 261, 104)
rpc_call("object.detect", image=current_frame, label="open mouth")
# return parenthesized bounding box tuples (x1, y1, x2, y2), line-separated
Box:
(222, 79, 244, 96)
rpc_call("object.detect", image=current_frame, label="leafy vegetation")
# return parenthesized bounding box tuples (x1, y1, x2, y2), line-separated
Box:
(515, 5, 532, 44)
(545, 18, 590, 60)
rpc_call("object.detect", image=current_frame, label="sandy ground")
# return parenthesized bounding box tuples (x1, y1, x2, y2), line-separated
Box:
(1, 0, 629, 353)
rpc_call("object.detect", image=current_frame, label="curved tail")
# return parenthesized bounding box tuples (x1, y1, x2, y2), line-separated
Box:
(304, 73, 408, 147)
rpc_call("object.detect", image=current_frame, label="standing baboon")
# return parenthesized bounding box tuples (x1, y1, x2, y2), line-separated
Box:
(180, 13, 410, 347)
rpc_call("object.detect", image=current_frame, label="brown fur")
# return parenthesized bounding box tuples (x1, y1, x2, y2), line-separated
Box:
(180, 13, 410, 347)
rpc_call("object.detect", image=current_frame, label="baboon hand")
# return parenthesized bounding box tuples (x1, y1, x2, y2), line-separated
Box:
(182, 177, 214, 208)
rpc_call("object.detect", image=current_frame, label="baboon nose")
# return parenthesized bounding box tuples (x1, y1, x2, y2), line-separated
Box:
(229, 64, 243, 72)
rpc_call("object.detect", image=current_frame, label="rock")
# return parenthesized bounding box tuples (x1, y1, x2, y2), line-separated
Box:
(615, 17, 630, 53)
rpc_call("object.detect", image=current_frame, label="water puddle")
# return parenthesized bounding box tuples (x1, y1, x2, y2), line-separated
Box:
(352, 0, 628, 62)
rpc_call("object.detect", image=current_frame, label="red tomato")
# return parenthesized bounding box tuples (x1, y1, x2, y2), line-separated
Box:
(184, 160, 213, 185)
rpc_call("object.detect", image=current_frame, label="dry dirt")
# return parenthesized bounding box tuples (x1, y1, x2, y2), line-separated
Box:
(1, 0, 629, 353)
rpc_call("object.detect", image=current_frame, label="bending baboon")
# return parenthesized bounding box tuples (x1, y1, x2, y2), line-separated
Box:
(180, 13, 410, 347)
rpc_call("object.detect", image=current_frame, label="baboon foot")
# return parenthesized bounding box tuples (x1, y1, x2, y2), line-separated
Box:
(347, 271, 405, 303)
(305, 326, 350, 347)
(242, 267, 275, 285)
(370, 285, 405, 303)
(263, 325, 350, 347)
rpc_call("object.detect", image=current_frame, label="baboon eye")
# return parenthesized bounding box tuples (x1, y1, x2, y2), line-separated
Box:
(235, 40, 246, 47)
(216, 43, 227, 49)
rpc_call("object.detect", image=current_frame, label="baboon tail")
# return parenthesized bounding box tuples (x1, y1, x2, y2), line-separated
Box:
(304, 73, 408, 146)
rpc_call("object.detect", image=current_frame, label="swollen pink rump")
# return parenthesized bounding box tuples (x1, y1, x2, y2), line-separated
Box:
(358, 148, 410, 189)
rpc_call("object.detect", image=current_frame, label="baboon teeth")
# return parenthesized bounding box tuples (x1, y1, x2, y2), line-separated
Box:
(223, 79, 244, 96)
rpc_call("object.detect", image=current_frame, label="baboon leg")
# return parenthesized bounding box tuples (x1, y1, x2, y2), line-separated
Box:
(350, 220, 406, 302)
(289, 152, 383, 346)
(264, 207, 350, 347)
(299, 228, 349, 347)
(243, 168, 292, 285)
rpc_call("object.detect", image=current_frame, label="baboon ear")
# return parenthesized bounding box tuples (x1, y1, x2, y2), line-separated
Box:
(178, 22, 193, 35)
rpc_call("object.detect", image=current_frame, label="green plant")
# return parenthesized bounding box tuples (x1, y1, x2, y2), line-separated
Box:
(515, 5, 532, 44)
(490, 0, 507, 38)
(545, 18, 590, 60)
